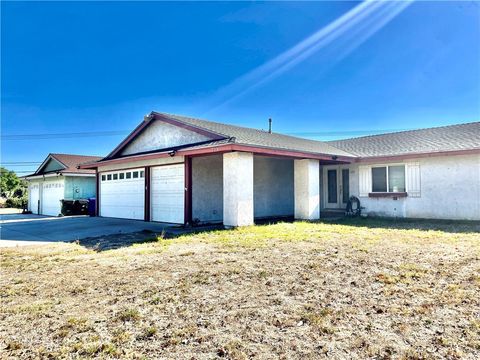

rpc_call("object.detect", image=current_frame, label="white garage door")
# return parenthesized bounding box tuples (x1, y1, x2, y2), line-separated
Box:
(151, 164, 184, 224)
(29, 183, 40, 214)
(41, 180, 64, 216)
(100, 168, 145, 220)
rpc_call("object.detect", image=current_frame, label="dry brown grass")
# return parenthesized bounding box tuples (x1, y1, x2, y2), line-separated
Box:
(1, 219, 479, 359)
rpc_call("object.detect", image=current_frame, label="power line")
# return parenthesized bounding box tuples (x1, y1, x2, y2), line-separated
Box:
(2, 130, 128, 140)
(0, 161, 42, 164)
(1, 128, 407, 141)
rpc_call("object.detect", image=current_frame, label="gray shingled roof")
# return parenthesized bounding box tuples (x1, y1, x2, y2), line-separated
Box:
(327, 122, 480, 157)
(153, 112, 354, 157)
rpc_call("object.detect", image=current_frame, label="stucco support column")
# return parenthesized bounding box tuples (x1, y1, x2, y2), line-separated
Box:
(294, 159, 320, 220)
(223, 152, 254, 227)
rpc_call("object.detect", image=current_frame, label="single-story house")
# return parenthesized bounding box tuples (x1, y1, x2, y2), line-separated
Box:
(80, 112, 480, 226)
(25, 153, 102, 216)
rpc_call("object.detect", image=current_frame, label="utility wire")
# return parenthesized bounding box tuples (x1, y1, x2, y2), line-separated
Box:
(2, 130, 128, 140)
(1, 161, 42, 164)
(1, 128, 406, 141)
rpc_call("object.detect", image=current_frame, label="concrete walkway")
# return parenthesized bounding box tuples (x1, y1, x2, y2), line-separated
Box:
(0, 213, 175, 247)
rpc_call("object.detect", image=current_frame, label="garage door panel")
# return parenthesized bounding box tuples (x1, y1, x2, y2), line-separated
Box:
(99, 169, 145, 220)
(151, 164, 184, 224)
(41, 181, 64, 216)
(29, 184, 40, 214)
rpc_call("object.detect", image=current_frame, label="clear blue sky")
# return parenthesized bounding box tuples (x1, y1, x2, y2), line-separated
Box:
(2, 1, 479, 175)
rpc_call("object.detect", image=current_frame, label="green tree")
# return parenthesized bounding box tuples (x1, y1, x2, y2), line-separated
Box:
(0, 167, 27, 208)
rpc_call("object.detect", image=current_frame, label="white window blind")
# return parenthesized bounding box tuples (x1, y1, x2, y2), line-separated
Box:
(406, 162, 421, 197)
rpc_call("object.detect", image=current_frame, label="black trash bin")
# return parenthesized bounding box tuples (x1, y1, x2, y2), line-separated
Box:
(61, 199, 89, 216)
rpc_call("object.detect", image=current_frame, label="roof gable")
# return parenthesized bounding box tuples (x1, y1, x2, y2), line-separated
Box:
(39, 157, 65, 173)
(33, 154, 102, 176)
(35, 155, 66, 174)
(107, 114, 226, 158)
(120, 119, 217, 156)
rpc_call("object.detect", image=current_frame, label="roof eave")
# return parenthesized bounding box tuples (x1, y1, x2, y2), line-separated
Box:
(355, 148, 480, 163)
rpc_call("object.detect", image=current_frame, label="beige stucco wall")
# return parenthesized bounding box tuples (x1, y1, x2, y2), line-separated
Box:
(192, 155, 224, 223)
(121, 121, 210, 156)
(192, 155, 295, 223)
(347, 153, 480, 220)
(254, 156, 294, 218)
(223, 152, 254, 227)
(294, 159, 320, 220)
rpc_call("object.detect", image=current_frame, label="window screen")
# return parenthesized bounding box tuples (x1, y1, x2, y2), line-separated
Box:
(126, 172, 131, 179)
(119, 173, 125, 180)
(113, 173, 118, 180)
(372, 167, 387, 192)
(101, 175, 106, 181)
(107, 174, 112, 181)
(388, 166, 405, 192)
(133, 171, 139, 178)
(140, 171, 144, 178)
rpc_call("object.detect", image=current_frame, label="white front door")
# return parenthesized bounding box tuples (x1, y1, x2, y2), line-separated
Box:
(29, 183, 40, 214)
(150, 164, 185, 224)
(100, 168, 145, 220)
(41, 180, 64, 216)
(323, 166, 350, 209)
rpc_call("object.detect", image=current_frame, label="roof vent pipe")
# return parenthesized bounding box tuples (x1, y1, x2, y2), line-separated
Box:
(268, 118, 272, 133)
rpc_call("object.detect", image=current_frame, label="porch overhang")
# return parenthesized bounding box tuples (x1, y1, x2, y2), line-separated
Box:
(79, 143, 355, 169)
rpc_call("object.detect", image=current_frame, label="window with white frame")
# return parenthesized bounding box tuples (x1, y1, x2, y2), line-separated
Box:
(371, 165, 405, 192)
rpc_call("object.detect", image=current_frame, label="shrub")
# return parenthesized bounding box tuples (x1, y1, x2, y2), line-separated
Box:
(6, 197, 26, 209)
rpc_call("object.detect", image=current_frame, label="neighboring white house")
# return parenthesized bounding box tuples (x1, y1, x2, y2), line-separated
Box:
(25, 153, 102, 216)
(80, 112, 480, 225)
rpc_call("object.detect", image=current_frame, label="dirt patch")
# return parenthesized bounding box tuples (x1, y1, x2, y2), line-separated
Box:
(1, 220, 479, 359)
(75, 230, 160, 251)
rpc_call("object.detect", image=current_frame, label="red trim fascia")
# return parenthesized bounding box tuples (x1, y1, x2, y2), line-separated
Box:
(356, 148, 480, 163)
(144, 167, 151, 222)
(178, 144, 353, 162)
(225, 144, 354, 162)
(184, 157, 192, 225)
(152, 113, 226, 140)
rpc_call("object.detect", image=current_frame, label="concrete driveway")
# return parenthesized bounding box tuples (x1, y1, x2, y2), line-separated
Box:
(0, 214, 175, 247)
